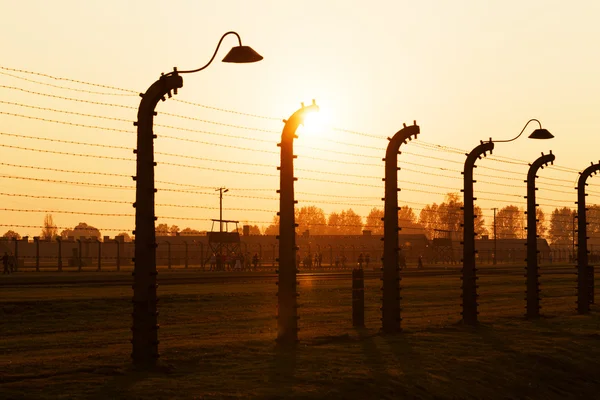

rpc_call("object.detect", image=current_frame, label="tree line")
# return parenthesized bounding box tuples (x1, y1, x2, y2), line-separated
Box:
(0, 195, 596, 245)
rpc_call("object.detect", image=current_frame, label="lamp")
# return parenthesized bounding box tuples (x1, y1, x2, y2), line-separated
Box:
(168, 31, 262, 76)
(491, 119, 554, 143)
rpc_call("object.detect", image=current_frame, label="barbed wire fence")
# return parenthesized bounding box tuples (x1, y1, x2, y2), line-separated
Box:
(1, 65, 597, 327)
(0, 65, 595, 269)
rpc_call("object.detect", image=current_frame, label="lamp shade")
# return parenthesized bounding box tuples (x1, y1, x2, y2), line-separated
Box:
(222, 46, 263, 63)
(528, 128, 554, 139)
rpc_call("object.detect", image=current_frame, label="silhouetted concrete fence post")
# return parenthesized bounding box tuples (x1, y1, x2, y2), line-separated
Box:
(576, 162, 600, 314)
(57, 237, 63, 272)
(199, 242, 204, 270)
(77, 239, 82, 272)
(114, 239, 121, 272)
(277, 101, 319, 345)
(166, 241, 171, 269)
(13, 237, 19, 272)
(97, 238, 102, 272)
(184, 241, 188, 269)
(525, 151, 554, 319)
(381, 122, 420, 333)
(462, 141, 494, 325)
(352, 268, 365, 327)
(34, 237, 40, 272)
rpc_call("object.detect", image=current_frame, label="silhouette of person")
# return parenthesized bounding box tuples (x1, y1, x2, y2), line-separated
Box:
(2, 252, 10, 274)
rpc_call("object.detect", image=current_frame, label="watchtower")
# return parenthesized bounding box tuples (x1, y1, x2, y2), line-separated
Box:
(432, 229, 455, 264)
(207, 219, 241, 265)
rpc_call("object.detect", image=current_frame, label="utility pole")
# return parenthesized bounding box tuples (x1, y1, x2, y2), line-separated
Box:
(216, 187, 229, 233)
(492, 208, 498, 265)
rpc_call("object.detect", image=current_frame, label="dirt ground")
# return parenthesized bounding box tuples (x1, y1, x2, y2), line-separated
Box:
(2, 269, 600, 399)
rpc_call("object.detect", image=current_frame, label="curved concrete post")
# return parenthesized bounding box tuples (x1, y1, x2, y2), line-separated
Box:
(381, 122, 420, 334)
(525, 151, 555, 318)
(132, 73, 183, 366)
(462, 141, 494, 325)
(277, 101, 319, 345)
(577, 162, 600, 314)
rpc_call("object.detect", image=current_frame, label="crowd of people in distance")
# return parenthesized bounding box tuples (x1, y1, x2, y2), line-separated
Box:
(2, 251, 16, 274)
(208, 251, 260, 271)
(295, 252, 374, 270)
(294, 251, 424, 270)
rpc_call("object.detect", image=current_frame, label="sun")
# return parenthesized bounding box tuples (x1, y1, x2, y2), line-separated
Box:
(299, 109, 330, 138)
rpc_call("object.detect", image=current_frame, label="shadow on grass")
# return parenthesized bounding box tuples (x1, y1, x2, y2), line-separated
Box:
(87, 363, 171, 400)
(267, 341, 297, 395)
(353, 327, 393, 385)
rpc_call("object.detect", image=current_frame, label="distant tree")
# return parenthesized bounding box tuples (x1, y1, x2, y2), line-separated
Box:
(398, 206, 425, 235)
(496, 205, 523, 239)
(73, 222, 101, 239)
(117, 232, 132, 242)
(264, 215, 279, 236)
(180, 227, 203, 236)
(327, 212, 342, 235)
(2, 230, 21, 240)
(41, 214, 58, 240)
(296, 206, 327, 235)
(536, 208, 547, 238)
(419, 203, 440, 239)
(156, 224, 169, 236)
(342, 209, 363, 235)
(588, 205, 600, 238)
(549, 207, 576, 246)
(475, 206, 489, 238)
(365, 207, 384, 235)
(419, 193, 486, 240)
(241, 224, 262, 235)
(327, 209, 362, 235)
(59, 222, 100, 240)
(169, 225, 180, 236)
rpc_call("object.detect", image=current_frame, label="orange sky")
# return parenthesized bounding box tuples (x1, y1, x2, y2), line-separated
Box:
(0, 0, 599, 237)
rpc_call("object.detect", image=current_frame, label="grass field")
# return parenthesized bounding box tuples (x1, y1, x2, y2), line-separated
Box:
(2, 267, 600, 399)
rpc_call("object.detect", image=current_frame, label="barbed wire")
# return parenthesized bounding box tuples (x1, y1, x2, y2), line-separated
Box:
(0, 143, 133, 162)
(0, 66, 137, 94)
(0, 111, 131, 133)
(0, 85, 136, 109)
(0, 162, 130, 178)
(0, 174, 134, 189)
(0, 68, 591, 176)
(2, 130, 590, 195)
(0, 207, 133, 217)
(0, 192, 130, 204)
(3, 68, 600, 233)
(0, 131, 131, 150)
(0, 100, 133, 122)
(171, 98, 280, 121)
(0, 70, 136, 96)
